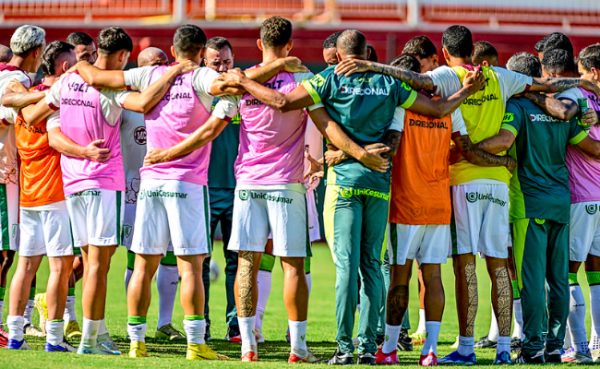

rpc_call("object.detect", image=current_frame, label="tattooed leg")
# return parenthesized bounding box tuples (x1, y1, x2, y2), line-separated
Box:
(487, 258, 513, 337)
(234, 251, 261, 318)
(386, 262, 413, 325)
(453, 253, 478, 337)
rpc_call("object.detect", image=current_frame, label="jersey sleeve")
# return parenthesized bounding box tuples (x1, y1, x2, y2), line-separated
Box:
(556, 88, 582, 104)
(389, 107, 405, 132)
(192, 67, 219, 97)
(301, 67, 334, 106)
(213, 95, 239, 120)
(44, 75, 64, 110)
(493, 67, 533, 102)
(450, 108, 468, 135)
(426, 65, 461, 98)
(568, 117, 588, 145)
(46, 110, 61, 130)
(394, 80, 418, 109)
(500, 99, 523, 137)
(0, 106, 17, 125)
(123, 66, 153, 91)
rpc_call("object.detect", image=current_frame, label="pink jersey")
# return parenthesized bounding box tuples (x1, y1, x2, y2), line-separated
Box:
(141, 65, 212, 185)
(58, 73, 124, 195)
(567, 87, 600, 203)
(235, 69, 310, 185)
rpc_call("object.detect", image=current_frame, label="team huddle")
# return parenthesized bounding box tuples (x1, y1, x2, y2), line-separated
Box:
(0, 14, 599, 366)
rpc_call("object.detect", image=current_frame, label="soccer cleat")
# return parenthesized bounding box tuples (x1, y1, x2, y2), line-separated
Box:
(204, 322, 212, 342)
(419, 352, 438, 366)
(328, 349, 354, 365)
(155, 323, 185, 342)
(544, 349, 562, 363)
(561, 347, 592, 363)
(77, 344, 114, 355)
(438, 350, 476, 365)
(8, 339, 31, 350)
(225, 325, 241, 343)
(375, 347, 399, 365)
(129, 341, 148, 358)
(357, 352, 376, 365)
(0, 327, 8, 348)
(241, 350, 259, 362)
(411, 332, 427, 345)
(289, 350, 321, 363)
(254, 329, 265, 344)
(186, 343, 229, 360)
(510, 337, 521, 353)
(515, 349, 544, 364)
(34, 293, 48, 335)
(398, 328, 414, 351)
(64, 320, 82, 341)
(492, 351, 512, 365)
(474, 336, 497, 349)
(592, 348, 600, 363)
(45, 341, 76, 353)
(97, 332, 121, 355)
(24, 323, 45, 337)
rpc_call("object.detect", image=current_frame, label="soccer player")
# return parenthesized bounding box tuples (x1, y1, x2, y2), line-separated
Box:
(67, 32, 98, 63)
(334, 24, 600, 365)
(0, 45, 12, 63)
(4, 41, 77, 352)
(322, 31, 342, 66)
(0, 24, 45, 347)
(120, 47, 184, 342)
(201, 36, 241, 343)
(477, 51, 600, 364)
(535, 32, 574, 62)
(402, 35, 439, 73)
(473, 41, 499, 67)
(23, 26, 184, 355)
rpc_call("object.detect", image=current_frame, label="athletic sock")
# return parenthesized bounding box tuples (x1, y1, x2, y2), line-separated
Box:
(306, 273, 312, 295)
(64, 288, 76, 322)
(98, 319, 108, 336)
(488, 308, 499, 342)
(422, 321, 441, 355)
(497, 336, 511, 354)
(157, 264, 179, 328)
(7, 315, 24, 341)
(289, 320, 308, 357)
(127, 316, 147, 343)
(255, 271, 272, 333)
(81, 318, 101, 348)
(416, 308, 426, 334)
(24, 289, 35, 325)
(565, 327, 573, 350)
(457, 336, 475, 356)
(588, 274, 600, 352)
(46, 319, 65, 345)
(124, 268, 133, 292)
(512, 299, 524, 339)
(569, 277, 589, 353)
(382, 324, 401, 354)
(183, 315, 205, 345)
(239, 316, 257, 355)
(0, 286, 5, 324)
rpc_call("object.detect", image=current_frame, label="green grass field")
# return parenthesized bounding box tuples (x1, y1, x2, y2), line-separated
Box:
(1, 242, 595, 368)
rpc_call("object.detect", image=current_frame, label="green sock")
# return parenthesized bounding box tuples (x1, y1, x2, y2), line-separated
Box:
(128, 316, 147, 325)
(184, 315, 205, 321)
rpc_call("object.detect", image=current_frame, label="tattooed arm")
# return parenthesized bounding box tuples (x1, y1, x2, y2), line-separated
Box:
(524, 92, 578, 121)
(529, 77, 600, 96)
(453, 133, 516, 172)
(477, 129, 516, 155)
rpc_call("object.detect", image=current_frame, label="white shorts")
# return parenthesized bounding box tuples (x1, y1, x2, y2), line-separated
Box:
(306, 189, 321, 243)
(19, 201, 73, 257)
(131, 179, 210, 256)
(388, 223, 450, 265)
(452, 181, 510, 258)
(229, 187, 309, 257)
(0, 182, 19, 251)
(569, 201, 600, 262)
(66, 189, 124, 247)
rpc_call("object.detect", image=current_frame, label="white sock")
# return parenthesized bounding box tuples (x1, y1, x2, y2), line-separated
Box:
(512, 299, 523, 339)
(64, 295, 76, 322)
(128, 322, 147, 343)
(7, 315, 24, 341)
(81, 318, 101, 348)
(289, 320, 308, 356)
(488, 308, 499, 342)
(124, 268, 133, 292)
(306, 273, 312, 295)
(590, 285, 600, 351)
(497, 336, 511, 354)
(422, 321, 441, 355)
(569, 284, 590, 353)
(46, 320, 65, 345)
(382, 324, 401, 354)
(458, 336, 475, 356)
(98, 319, 108, 336)
(239, 316, 257, 355)
(157, 264, 179, 328)
(255, 271, 272, 333)
(183, 318, 205, 345)
(23, 299, 34, 325)
(565, 327, 573, 350)
(416, 308, 426, 334)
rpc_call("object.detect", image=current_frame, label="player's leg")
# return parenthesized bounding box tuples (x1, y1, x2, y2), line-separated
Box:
(201, 189, 222, 342)
(255, 250, 274, 342)
(125, 251, 135, 290)
(507, 244, 524, 351)
(63, 252, 83, 342)
(420, 263, 444, 365)
(234, 251, 262, 360)
(155, 250, 183, 341)
(281, 256, 309, 360)
(587, 255, 600, 361)
(0, 182, 18, 343)
(485, 256, 513, 360)
(410, 269, 427, 345)
(221, 196, 239, 341)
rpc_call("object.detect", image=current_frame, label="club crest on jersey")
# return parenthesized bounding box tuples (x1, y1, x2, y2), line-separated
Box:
(134, 126, 146, 145)
(586, 204, 598, 215)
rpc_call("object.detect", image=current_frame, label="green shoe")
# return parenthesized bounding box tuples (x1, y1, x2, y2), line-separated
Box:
(155, 323, 186, 342)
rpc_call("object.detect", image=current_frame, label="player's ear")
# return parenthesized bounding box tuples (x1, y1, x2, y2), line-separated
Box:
(257, 39, 263, 52)
(199, 46, 206, 59)
(287, 40, 293, 52)
(170, 45, 177, 59)
(366, 47, 371, 60)
(481, 60, 490, 67)
(592, 67, 600, 82)
(441, 47, 450, 63)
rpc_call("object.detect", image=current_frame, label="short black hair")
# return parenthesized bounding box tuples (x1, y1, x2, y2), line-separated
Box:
(260, 16, 293, 48)
(367, 44, 378, 62)
(506, 52, 541, 78)
(336, 29, 367, 57)
(323, 31, 342, 49)
(442, 25, 473, 59)
(542, 48, 576, 75)
(206, 36, 233, 52)
(473, 41, 498, 65)
(579, 43, 600, 71)
(67, 32, 94, 47)
(390, 54, 421, 73)
(402, 36, 437, 59)
(97, 27, 133, 54)
(535, 32, 574, 56)
(173, 24, 207, 57)
(41, 41, 74, 76)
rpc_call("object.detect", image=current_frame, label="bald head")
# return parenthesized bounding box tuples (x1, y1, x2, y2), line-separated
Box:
(0, 44, 12, 63)
(137, 47, 168, 67)
(336, 30, 367, 60)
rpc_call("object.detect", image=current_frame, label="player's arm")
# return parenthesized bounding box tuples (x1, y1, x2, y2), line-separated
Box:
(523, 92, 578, 121)
(48, 127, 111, 162)
(75, 61, 127, 89)
(575, 136, 600, 159)
(529, 77, 600, 96)
(245, 56, 308, 83)
(20, 98, 54, 127)
(453, 133, 516, 171)
(334, 58, 435, 92)
(477, 129, 516, 154)
(1, 80, 45, 108)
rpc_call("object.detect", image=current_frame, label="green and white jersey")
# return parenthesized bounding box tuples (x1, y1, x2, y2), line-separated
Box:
(503, 97, 588, 223)
(302, 65, 417, 192)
